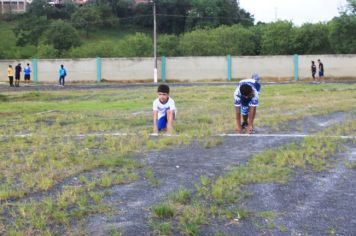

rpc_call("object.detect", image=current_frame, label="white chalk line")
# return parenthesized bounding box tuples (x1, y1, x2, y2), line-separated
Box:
(1, 132, 355, 140)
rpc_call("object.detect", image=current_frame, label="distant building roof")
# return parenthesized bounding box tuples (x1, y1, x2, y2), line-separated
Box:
(134, 0, 148, 5)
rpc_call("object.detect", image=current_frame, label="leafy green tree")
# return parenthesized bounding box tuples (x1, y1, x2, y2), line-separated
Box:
(158, 34, 180, 56)
(178, 28, 218, 56)
(133, 0, 192, 34)
(260, 21, 296, 55)
(71, 6, 102, 37)
(293, 23, 331, 54)
(345, 0, 356, 14)
(118, 33, 152, 57)
(14, 16, 49, 46)
(47, 2, 78, 20)
(328, 14, 356, 53)
(27, 0, 51, 17)
(116, 0, 135, 18)
(44, 20, 81, 54)
(186, 0, 253, 31)
(213, 25, 256, 55)
(178, 25, 256, 56)
(36, 44, 59, 58)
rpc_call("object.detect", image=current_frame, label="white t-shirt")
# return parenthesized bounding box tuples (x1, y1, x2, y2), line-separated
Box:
(153, 97, 176, 120)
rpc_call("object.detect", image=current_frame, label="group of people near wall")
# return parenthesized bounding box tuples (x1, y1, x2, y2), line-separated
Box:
(7, 63, 31, 87)
(7, 64, 67, 87)
(311, 59, 325, 83)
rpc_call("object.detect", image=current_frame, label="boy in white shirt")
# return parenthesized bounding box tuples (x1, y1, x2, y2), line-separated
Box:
(153, 84, 176, 134)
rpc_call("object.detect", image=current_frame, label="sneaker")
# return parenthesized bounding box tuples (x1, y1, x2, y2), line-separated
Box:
(241, 121, 248, 129)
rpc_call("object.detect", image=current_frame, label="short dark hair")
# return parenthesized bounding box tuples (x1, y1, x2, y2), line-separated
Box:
(240, 84, 253, 97)
(157, 84, 170, 94)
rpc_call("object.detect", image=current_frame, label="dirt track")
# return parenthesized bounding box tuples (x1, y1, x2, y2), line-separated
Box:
(83, 112, 355, 236)
(1, 83, 355, 235)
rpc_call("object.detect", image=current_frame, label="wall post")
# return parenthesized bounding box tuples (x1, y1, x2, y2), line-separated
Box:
(32, 58, 38, 83)
(293, 54, 299, 81)
(227, 54, 232, 81)
(161, 56, 166, 82)
(96, 57, 101, 83)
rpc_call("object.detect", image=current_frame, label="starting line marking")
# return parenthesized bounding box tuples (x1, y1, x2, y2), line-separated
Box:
(1, 133, 355, 140)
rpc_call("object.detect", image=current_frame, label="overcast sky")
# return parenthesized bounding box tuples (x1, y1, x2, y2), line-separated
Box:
(239, 0, 348, 25)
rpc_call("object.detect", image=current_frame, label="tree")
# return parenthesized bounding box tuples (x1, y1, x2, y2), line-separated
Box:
(345, 0, 356, 14)
(158, 34, 180, 56)
(27, 0, 51, 17)
(118, 33, 152, 57)
(14, 16, 49, 46)
(47, 2, 78, 20)
(185, 0, 253, 31)
(44, 20, 81, 54)
(293, 23, 331, 54)
(178, 25, 256, 56)
(71, 6, 102, 38)
(260, 21, 296, 55)
(133, 0, 192, 34)
(328, 14, 356, 53)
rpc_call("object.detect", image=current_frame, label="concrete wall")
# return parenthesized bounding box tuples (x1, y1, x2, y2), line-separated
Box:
(38, 59, 97, 82)
(298, 54, 356, 79)
(101, 58, 156, 81)
(232, 55, 294, 79)
(166, 57, 227, 81)
(1, 55, 355, 83)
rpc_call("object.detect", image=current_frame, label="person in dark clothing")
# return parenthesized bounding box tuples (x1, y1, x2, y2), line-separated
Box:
(15, 63, 22, 87)
(311, 61, 317, 82)
(317, 59, 324, 82)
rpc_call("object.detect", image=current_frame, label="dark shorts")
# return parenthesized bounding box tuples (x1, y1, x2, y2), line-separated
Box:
(24, 74, 30, 80)
(319, 71, 324, 77)
(15, 74, 20, 80)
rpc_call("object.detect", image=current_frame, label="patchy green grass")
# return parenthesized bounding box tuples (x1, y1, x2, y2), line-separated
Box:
(0, 83, 355, 234)
(149, 120, 355, 235)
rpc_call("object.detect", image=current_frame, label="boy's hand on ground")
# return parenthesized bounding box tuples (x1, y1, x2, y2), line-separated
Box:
(247, 125, 254, 134)
(235, 126, 242, 134)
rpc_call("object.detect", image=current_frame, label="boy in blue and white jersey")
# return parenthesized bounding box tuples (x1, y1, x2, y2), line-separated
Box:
(233, 73, 261, 134)
(153, 84, 176, 134)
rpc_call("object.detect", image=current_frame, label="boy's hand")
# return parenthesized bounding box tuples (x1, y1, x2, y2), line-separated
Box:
(247, 125, 254, 134)
(153, 127, 158, 134)
(235, 125, 242, 134)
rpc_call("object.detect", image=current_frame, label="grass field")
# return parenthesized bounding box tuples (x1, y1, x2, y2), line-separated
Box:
(0, 83, 355, 234)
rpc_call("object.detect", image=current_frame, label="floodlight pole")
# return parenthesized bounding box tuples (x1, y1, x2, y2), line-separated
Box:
(153, 0, 158, 83)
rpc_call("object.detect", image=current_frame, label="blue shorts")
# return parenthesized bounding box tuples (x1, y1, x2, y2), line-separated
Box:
(157, 112, 176, 131)
(319, 71, 324, 77)
(157, 115, 168, 131)
(241, 106, 250, 116)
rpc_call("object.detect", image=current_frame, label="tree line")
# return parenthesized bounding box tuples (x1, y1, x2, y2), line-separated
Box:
(0, 0, 355, 59)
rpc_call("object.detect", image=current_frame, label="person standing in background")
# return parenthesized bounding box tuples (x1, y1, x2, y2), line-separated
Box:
(311, 61, 317, 82)
(15, 63, 22, 87)
(318, 59, 324, 83)
(58, 64, 67, 86)
(23, 63, 31, 86)
(7, 65, 14, 87)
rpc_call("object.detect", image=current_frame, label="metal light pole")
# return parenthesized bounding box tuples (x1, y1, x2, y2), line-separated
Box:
(153, 0, 158, 83)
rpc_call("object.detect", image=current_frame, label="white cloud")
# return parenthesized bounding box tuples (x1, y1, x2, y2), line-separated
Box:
(239, 0, 348, 25)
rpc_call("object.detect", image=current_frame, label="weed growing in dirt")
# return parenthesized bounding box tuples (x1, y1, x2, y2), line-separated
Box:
(151, 203, 175, 219)
(169, 187, 191, 205)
